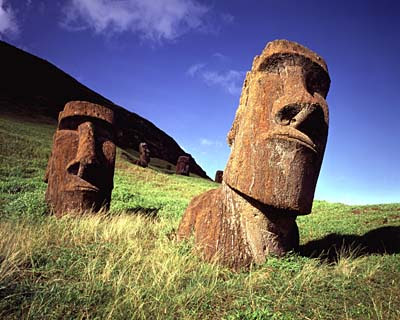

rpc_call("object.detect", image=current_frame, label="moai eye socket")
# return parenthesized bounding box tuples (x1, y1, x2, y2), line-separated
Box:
(304, 66, 330, 98)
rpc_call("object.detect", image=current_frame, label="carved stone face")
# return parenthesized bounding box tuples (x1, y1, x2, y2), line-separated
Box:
(224, 40, 330, 214)
(176, 156, 190, 176)
(45, 101, 116, 216)
(138, 142, 150, 166)
(215, 170, 223, 183)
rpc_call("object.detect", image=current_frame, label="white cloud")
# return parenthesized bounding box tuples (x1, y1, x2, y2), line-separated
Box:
(188, 62, 245, 95)
(200, 138, 222, 147)
(0, 0, 18, 38)
(61, 0, 209, 42)
(186, 63, 205, 76)
(213, 52, 227, 60)
(202, 69, 244, 95)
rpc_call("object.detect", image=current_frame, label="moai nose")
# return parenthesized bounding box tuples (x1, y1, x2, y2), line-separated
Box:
(67, 122, 98, 177)
(275, 103, 326, 142)
(275, 104, 318, 126)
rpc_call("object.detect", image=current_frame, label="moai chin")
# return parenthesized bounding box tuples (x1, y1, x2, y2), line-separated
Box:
(176, 156, 190, 176)
(135, 142, 150, 167)
(44, 101, 116, 217)
(178, 40, 330, 269)
(215, 170, 223, 183)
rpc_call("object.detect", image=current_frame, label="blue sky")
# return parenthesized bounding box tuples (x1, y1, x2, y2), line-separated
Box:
(1, 0, 399, 205)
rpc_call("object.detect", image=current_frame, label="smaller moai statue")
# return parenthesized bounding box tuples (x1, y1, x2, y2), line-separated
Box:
(176, 156, 190, 176)
(215, 170, 223, 183)
(135, 142, 150, 167)
(44, 101, 116, 217)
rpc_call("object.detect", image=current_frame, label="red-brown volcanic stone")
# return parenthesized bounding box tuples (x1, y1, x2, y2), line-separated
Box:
(45, 101, 116, 216)
(135, 142, 151, 167)
(178, 40, 330, 269)
(176, 156, 190, 176)
(215, 170, 223, 183)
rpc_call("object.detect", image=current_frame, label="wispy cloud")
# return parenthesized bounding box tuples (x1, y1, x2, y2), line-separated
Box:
(220, 13, 234, 24)
(0, 0, 18, 38)
(186, 63, 205, 77)
(200, 138, 222, 147)
(188, 62, 245, 95)
(202, 70, 244, 95)
(212, 52, 229, 62)
(60, 0, 210, 42)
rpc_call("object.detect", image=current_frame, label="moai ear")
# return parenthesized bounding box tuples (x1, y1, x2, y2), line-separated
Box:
(227, 72, 250, 147)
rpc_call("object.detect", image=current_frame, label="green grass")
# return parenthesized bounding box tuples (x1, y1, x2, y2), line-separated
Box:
(0, 114, 400, 319)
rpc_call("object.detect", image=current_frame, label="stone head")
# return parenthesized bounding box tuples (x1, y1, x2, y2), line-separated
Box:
(215, 170, 223, 183)
(176, 156, 190, 176)
(224, 40, 330, 214)
(138, 142, 150, 166)
(45, 101, 116, 216)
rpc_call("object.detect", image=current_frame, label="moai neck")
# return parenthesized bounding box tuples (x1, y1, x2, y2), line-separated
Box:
(221, 182, 299, 263)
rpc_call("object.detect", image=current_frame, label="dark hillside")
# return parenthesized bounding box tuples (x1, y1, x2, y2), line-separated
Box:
(0, 40, 210, 179)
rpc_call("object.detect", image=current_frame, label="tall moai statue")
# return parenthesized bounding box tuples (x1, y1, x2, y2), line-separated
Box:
(44, 101, 116, 216)
(135, 142, 151, 167)
(215, 170, 223, 183)
(176, 156, 190, 176)
(178, 40, 330, 269)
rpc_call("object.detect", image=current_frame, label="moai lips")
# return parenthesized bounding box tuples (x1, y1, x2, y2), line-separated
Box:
(45, 101, 116, 216)
(178, 40, 330, 269)
(176, 156, 190, 176)
(135, 142, 151, 167)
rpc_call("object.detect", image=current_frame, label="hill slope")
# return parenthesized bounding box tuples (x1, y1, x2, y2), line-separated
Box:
(1, 114, 400, 319)
(0, 40, 210, 179)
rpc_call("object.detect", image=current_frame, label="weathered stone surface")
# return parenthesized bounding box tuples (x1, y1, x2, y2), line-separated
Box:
(44, 101, 116, 216)
(215, 170, 223, 183)
(135, 142, 150, 167)
(225, 40, 329, 214)
(176, 156, 190, 176)
(178, 40, 330, 269)
(178, 182, 299, 269)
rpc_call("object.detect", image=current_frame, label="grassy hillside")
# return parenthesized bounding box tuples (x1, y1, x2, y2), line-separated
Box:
(0, 114, 399, 319)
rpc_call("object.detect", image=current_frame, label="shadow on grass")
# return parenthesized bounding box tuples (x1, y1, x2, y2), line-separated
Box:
(299, 226, 400, 263)
(124, 207, 159, 219)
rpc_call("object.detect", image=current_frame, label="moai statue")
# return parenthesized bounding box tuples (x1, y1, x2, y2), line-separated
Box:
(44, 101, 116, 217)
(178, 40, 330, 269)
(135, 142, 150, 167)
(176, 156, 190, 176)
(215, 170, 223, 183)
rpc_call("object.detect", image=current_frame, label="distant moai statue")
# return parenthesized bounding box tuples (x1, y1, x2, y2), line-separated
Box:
(135, 142, 150, 167)
(44, 101, 116, 217)
(178, 40, 330, 269)
(215, 170, 223, 183)
(176, 156, 190, 176)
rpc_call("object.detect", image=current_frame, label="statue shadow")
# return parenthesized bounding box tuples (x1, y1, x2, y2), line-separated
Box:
(299, 226, 400, 263)
(124, 207, 159, 220)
